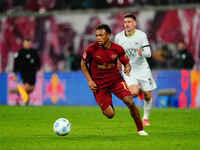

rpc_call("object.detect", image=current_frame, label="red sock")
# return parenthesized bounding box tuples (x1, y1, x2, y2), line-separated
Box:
(138, 89, 144, 100)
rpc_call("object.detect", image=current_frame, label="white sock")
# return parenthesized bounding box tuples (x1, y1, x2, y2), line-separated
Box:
(143, 98, 152, 120)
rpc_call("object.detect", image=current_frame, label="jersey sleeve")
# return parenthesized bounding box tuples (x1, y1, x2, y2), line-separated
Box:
(118, 46, 129, 65)
(13, 51, 22, 73)
(141, 33, 151, 58)
(82, 45, 93, 63)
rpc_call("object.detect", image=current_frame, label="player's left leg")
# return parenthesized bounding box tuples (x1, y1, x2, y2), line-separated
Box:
(94, 89, 115, 119)
(142, 91, 152, 126)
(113, 81, 148, 135)
(139, 76, 156, 126)
(23, 83, 35, 105)
(103, 105, 115, 119)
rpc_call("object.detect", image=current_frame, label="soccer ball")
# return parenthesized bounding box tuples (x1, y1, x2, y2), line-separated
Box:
(53, 118, 72, 136)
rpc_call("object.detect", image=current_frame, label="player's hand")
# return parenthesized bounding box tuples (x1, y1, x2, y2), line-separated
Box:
(124, 64, 131, 76)
(88, 80, 98, 92)
(136, 48, 142, 56)
(117, 59, 122, 71)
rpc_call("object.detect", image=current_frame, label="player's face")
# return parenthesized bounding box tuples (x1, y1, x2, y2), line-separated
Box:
(96, 29, 110, 46)
(178, 42, 185, 51)
(23, 40, 32, 49)
(123, 17, 136, 34)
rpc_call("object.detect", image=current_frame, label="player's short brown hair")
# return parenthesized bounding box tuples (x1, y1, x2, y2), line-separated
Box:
(124, 13, 136, 21)
(24, 38, 32, 41)
(96, 24, 111, 34)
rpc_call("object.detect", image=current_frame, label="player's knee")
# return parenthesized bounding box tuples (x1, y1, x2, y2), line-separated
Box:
(103, 106, 115, 119)
(104, 112, 115, 119)
(145, 97, 151, 101)
(131, 93, 138, 98)
(127, 100, 135, 108)
(144, 93, 152, 101)
(123, 96, 135, 108)
(106, 113, 115, 119)
(27, 89, 33, 94)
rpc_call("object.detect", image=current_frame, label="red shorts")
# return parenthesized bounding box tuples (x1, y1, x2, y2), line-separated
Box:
(94, 81, 131, 111)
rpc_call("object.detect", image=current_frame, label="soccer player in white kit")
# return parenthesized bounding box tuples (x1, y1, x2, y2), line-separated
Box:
(115, 14, 157, 126)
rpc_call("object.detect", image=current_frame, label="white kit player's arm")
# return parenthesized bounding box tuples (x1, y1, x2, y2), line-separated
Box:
(141, 34, 151, 58)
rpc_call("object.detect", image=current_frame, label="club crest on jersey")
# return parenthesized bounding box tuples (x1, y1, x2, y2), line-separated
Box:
(83, 51, 87, 59)
(96, 56, 102, 59)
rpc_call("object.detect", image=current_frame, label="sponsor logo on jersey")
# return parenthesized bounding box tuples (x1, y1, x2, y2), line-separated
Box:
(125, 48, 137, 57)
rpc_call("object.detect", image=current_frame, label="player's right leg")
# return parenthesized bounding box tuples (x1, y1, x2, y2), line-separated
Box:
(142, 91, 152, 126)
(103, 105, 115, 119)
(19, 73, 31, 105)
(17, 84, 29, 104)
(94, 89, 115, 119)
(21, 72, 36, 105)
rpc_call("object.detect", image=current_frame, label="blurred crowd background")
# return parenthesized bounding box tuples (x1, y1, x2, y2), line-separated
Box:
(0, 0, 200, 72)
(0, 0, 199, 12)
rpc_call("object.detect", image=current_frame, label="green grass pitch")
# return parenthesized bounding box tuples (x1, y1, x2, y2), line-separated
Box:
(0, 106, 200, 150)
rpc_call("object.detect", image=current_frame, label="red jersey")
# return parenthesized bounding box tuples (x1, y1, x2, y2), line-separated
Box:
(82, 42, 129, 88)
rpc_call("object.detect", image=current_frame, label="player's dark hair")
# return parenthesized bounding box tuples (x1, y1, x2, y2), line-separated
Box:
(96, 24, 111, 34)
(24, 38, 32, 41)
(124, 13, 136, 21)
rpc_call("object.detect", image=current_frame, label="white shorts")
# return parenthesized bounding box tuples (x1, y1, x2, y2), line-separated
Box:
(122, 72, 157, 91)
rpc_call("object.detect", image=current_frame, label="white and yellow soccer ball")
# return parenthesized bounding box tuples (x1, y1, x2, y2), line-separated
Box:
(53, 118, 72, 136)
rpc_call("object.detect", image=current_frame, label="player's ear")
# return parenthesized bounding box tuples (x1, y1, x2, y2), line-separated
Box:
(134, 21, 137, 27)
(107, 33, 111, 38)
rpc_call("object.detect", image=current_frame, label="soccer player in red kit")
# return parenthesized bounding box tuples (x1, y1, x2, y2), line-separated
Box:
(81, 24, 148, 136)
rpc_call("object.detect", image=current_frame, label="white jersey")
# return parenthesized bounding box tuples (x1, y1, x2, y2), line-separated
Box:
(115, 29, 151, 78)
(115, 29, 156, 90)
